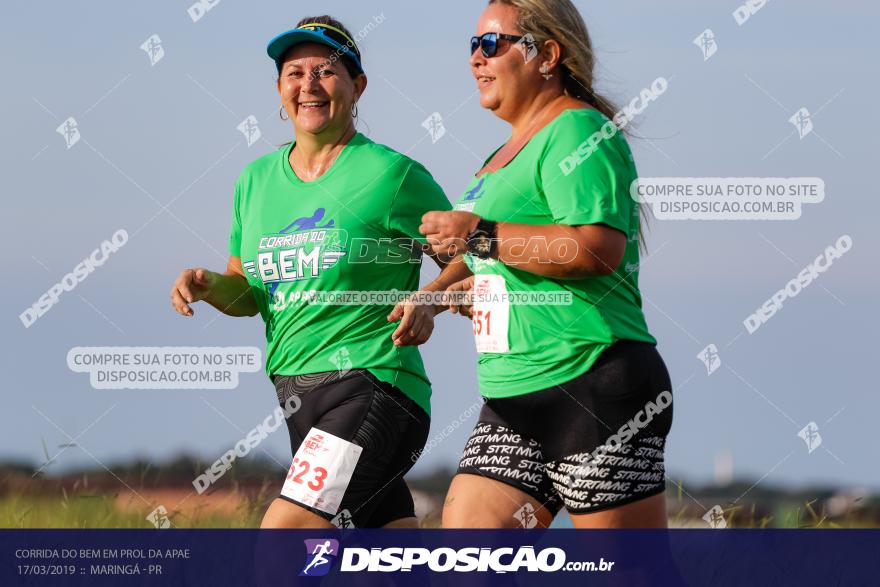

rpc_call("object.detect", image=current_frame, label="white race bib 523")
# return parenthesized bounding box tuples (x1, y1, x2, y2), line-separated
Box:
(280, 427, 362, 515)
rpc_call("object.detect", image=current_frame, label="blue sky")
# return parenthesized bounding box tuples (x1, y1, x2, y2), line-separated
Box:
(2, 1, 878, 492)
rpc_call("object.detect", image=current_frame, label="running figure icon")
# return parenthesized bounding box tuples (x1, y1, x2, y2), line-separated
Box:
(302, 540, 336, 575)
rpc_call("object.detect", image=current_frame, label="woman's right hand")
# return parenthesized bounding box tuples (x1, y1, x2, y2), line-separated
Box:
(447, 275, 475, 319)
(171, 268, 217, 317)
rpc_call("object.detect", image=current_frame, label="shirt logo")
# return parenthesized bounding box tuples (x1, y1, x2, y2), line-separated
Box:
(242, 208, 346, 296)
(462, 177, 486, 201)
(280, 207, 335, 232)
(456, 177, 485, 211)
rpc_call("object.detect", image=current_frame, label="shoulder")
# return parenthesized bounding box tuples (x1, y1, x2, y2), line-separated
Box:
(541, 108, 633, 171)
(546, 108, 617, 143)
(237, 145, 287, 184)
(349, 134, 424, 177)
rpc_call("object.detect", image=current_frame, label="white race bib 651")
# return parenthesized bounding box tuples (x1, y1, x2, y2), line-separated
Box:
(280, 427, 362, 515)
(472, 274, 510, 353)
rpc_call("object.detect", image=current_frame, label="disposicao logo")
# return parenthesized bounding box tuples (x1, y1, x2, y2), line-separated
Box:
(300, 538, 339, 577)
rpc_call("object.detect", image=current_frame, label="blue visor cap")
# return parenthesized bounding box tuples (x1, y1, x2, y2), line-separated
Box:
(267, 23, 364, 75)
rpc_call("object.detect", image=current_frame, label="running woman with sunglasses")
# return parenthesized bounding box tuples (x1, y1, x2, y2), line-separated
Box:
(171, 16, 458, 528)
(421, 0, 674, 528)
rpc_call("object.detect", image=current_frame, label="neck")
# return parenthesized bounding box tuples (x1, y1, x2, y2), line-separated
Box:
(507, 88, 567, 138)
(290, 122, 356, 180)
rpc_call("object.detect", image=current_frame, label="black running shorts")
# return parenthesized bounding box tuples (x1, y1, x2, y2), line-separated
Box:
(456, 340, 673, 515)
(272, 369, 429, 527)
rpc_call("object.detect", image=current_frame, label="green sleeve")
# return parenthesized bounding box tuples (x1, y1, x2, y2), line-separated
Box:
(538, 111, 634, 235)
(388, 161, 452, 244)
(228, 177, 243, 257)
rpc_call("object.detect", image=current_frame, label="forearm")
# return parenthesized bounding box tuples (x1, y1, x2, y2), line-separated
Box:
(492, 222, 622, 279)
(419, 256, 473, 315)
(204, 272, 259, 317)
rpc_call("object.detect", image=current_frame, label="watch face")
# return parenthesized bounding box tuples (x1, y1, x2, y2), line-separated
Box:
(474, 236, 491, 254)
(470, 232, 491, 257)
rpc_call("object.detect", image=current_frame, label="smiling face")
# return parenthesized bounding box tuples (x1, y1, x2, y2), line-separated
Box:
(470, 3, 540, 120)
(277, 43, 366, 137)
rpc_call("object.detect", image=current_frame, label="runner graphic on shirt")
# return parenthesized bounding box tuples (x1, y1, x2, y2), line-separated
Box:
(241, 208, 347, 296)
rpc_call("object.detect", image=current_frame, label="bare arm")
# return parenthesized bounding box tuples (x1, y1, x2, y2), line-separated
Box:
(420, 211, 626, 280)
(420, 255, 473, 314)
(492, 221, 626, 279)
(387, 255, 474, 346)
(170, 256, 259, 318)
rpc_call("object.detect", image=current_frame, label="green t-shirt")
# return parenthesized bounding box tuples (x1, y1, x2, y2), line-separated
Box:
(229, 132, 451, 415)
(455, 108, 656, 398)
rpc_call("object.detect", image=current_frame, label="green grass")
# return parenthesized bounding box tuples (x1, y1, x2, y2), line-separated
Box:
(667, 479, 877, 528)
(2, 472, 877, 528)
(4, 494, 875, 528)
(0, 494, 266, 529)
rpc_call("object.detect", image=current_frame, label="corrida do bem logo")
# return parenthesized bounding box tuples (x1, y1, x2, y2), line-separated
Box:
(241, 208, 347, 297)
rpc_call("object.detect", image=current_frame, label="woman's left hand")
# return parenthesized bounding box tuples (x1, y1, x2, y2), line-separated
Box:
(420, 211, 480, 257)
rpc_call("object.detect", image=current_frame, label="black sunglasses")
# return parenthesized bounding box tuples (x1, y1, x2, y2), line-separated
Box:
(470, 32, 524, 58)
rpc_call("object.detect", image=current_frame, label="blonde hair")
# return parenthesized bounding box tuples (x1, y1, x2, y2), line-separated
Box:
(489, 0, 650, 253)
(488, 0, 617, 120)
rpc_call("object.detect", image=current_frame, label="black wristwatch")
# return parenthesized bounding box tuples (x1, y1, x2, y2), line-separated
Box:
(466, 218, 498, 259)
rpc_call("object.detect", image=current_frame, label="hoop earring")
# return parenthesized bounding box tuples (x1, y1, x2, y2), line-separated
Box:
(279, 107, 289, 121)
(351, 102, 359, 118)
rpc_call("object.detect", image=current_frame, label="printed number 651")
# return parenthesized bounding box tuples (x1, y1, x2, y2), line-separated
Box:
(473, 310, 492, 335)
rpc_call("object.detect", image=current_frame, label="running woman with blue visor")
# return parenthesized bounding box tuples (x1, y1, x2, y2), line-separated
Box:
(422, 0, 674, 529)
(170, 15, 467, 528)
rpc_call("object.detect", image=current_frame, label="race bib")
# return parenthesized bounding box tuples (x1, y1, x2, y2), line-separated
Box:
(280, 427, 363, 515)
(472, 274, 510, 353)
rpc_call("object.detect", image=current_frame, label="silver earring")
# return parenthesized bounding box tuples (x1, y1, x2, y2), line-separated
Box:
(279, 107, 289, 121)
(540, 64, 553, 80)
(351, 102, 359, 118)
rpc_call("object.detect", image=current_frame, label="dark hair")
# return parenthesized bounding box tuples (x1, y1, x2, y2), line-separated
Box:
(278, 15, 363, 80)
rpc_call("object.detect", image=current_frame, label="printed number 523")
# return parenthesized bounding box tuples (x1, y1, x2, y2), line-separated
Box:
(287, 457, 328, 491)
